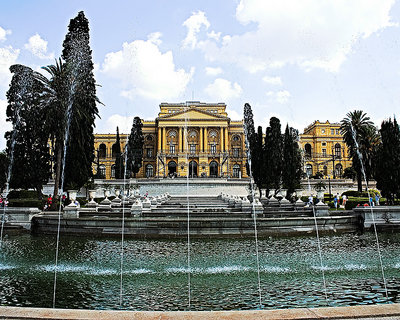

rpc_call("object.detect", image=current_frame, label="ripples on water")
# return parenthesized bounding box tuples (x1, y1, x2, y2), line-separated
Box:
(0, 233, 399, 310)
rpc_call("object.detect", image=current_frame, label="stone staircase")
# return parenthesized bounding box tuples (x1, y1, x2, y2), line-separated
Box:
(143, 195, 246, 218)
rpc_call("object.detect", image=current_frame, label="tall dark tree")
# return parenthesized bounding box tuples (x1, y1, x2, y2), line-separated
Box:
(0, 151, 9, 192)
(264, 117, 283, 194)
(243, 103, 256, 176)
(62, 11, 100, 190)
(282, 125, 302, 200)
(340, 110, 375, 192)
(127, 117, 144, 178)
(114, 127, 124, 179)
(5, 65, 51, 194)
(252, 126, 265, 197)
(374, 118, 400, 204)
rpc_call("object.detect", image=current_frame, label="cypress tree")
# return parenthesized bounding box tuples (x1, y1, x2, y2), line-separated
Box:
(252, 126, 264, 197)
(0, 151, 8, 192)
(127, 117, 144, 178)
(282, 125, 302, 200)
(265, 117, 283, 194)
(374, 118, 400, 204)
(62, 11, 99, 190)
(5, 64, 51, 194)
(114, 127, 124, 179)
(243, 103, 256, 177)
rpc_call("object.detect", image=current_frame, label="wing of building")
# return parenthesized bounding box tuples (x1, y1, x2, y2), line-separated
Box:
(299, 120, 352, 178)
(94, 102, 248, 179)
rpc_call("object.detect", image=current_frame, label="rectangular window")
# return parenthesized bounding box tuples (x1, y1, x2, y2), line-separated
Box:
(322, 149, 327, 157)
(331, 129, 334, 135)
(233, 148, 240, 157)
(190, 144, 196, 154)
(169, 145, 175, 154)
(210, 144, 216, 154)
(336, 129, 340, 135)
(146, 148, 153, 158)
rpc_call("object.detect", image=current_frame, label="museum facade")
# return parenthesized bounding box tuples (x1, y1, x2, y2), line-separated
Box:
(94, 102, 248, 179)
(299, 120, 352, 178)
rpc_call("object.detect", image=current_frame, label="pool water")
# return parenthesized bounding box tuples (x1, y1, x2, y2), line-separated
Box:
(0, 232, 399, 310)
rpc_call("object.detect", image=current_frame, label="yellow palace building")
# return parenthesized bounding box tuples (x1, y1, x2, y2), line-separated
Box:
(299, 120, 352, 178)
(94, 101, 248, 179)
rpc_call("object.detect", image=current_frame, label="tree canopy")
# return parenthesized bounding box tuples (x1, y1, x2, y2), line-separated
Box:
(127, 117, 144, 178)
(340, 110, 376, 192)
(374, 118, 400, 203)
(5, 65, 51, 193)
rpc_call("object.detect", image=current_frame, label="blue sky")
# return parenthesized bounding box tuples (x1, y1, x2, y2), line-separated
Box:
(1, 0, 400, 149)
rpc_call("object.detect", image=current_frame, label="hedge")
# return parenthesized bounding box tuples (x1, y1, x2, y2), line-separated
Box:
(8, 199, 46, 209)
(7, 190, 42, 199)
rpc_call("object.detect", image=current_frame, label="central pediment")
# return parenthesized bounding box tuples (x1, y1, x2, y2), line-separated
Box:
(157, 107, 229, 121)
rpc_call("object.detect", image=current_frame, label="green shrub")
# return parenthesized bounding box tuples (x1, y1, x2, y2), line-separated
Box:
(7, 190, 42, 199)
(345, 197, 370, 210)
(342, 190, 380, 198)
(8, 199, 46, 209)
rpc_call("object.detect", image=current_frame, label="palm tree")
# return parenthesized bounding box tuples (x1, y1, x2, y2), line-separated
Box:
(35, 58, 69, 203)
(340, 110, 375, 192)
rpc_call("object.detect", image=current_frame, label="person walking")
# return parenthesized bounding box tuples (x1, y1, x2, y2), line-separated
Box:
(375, 194, 380, 206)
(342, 194, 347, 207)
(333, 195, 338, 209)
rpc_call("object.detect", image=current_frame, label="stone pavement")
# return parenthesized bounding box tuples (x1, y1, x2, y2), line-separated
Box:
(0, 304, 400, 319)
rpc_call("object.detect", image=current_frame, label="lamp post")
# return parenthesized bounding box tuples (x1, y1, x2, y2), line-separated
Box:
(331, 147, 336, 179)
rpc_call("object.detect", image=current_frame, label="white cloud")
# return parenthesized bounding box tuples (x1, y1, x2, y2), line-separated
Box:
(226, 108, 242, 121)
(24, 34, 54, 60)
(101, 34, 194, 101)
(267, 90, 291, 104)
(0, 27, 11, 42)
(205, 66, 223, 76)
(262, 75, 282, 85)
(147, 32, 162, 46)
(182, 11, 210, 49)
(0, 46, 20, 87)
(99, 114, 135, 134)
(207, 30, 221, 41)
(205, 78, 243, 101)
(198, 0, 396, 72)
(0, 99, 12, 150)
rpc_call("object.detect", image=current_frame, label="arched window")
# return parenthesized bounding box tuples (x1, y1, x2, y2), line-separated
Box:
(168, 161, 177, 176)
(209, 161, 218, 177)
(98, 165, 106, 179)
(233, 164, 241, 178)
(98, 143, 107, 158)
(306, 164, 313, 177)
(189, 160, 198, 178)
(335, 163, 343, 177)
(168, 130, 177, 138)
(111, 165, 116, 178)
(146, 164, 154, 178)
(305, 144, 312, 158)
(335, 143, 341, 158)
(323, 165, 328, 176)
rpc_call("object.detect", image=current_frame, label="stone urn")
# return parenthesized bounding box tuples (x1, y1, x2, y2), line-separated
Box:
(89, 190, 96, 201)
(87, 189, 98, 208)
(115, 189, 120, 198)
(68, 190, 78, 203)
(104, 189, 111, 199)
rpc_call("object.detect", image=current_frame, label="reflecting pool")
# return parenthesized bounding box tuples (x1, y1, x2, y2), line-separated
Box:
(0, 232, 399, 310)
